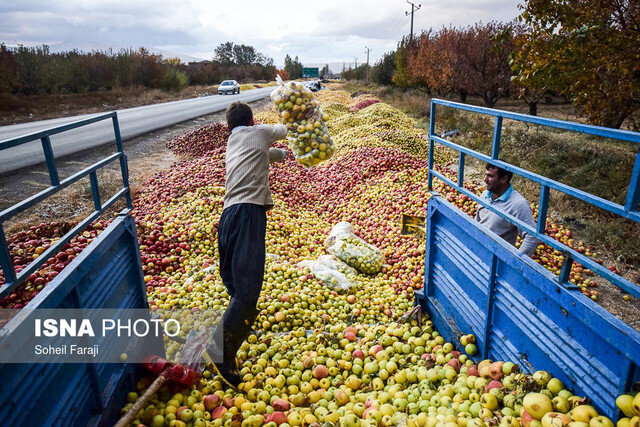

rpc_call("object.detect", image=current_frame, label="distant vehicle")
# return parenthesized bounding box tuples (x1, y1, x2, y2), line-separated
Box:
(304, 79, 322, 92)
(218, 80, 240, 95)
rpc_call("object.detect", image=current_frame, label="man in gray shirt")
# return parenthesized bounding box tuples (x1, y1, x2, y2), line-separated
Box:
(475, 164, 540, 256)
(205, 101, 289, 389)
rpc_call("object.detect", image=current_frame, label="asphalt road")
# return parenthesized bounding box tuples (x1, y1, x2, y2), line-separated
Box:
(0, 86, 274, 174)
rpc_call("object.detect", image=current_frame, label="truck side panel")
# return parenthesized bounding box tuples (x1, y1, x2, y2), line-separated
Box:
(0, 214, 159, 427)
(417, 196, 640, 419)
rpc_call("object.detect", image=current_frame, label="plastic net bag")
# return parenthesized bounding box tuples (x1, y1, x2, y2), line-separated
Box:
(270, 76, 336, 168)
(325, 222, 384, 275)
(297, 255, 360, 291)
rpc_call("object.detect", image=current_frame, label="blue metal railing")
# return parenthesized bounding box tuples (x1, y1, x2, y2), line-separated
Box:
(428, 99, 640, 299)
(0, 112, 132, 297)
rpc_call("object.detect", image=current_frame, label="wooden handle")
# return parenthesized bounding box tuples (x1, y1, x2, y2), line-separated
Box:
(114, 374, 167, 427)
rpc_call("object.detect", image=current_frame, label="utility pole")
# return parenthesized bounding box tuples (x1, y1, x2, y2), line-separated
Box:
(354, 57, 358, 69)
(365, 47, 371, 66)
(405, 0, 421, 42)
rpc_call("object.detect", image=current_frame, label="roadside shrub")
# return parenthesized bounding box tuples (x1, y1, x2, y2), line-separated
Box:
(161, 68, 189, 91)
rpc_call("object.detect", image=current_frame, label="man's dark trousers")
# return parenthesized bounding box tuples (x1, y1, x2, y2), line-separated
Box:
(212, 203, 266, 368)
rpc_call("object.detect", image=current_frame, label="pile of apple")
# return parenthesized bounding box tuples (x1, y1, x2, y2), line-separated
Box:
(1, 90, 602, 306)
(0, 221, 108, 309)
(319, 103, 351, 122)
(328, 102, 418, 136)
(0, 86, 632, 425)
(616, 391, 640, 426)
(122, 318, 625, 427)
(111, 88, 634, 426)
(349, 99, 381, 112)
(254, 112, 280, 125)
(315, 90, 354, 106)
(167, 124, 230, 157)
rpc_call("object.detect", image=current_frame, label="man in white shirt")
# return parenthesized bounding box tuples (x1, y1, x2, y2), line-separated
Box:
(475, 164, 541, 256)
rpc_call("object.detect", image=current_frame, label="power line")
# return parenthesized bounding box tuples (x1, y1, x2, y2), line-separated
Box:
(405, 0, 421, 42)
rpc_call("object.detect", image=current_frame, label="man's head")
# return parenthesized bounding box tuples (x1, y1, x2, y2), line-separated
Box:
(226, 101, 253, 131)
(484, 163, 513, 195)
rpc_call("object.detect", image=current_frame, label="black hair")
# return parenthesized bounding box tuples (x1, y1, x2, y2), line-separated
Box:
(226, 101, 253, 130)
(486, 163, 513, 182)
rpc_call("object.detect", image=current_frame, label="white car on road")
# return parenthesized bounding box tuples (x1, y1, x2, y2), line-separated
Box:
(218, 80, 240, 95)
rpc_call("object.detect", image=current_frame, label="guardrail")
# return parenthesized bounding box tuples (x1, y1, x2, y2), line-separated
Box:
(427, 99, 640, 298)
(0, 112, 132, 297)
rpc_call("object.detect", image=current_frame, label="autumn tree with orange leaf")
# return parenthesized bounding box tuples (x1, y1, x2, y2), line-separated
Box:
(404, 22, 519, 107)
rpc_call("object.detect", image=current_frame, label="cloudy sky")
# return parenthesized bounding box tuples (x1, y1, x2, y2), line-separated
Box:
(1, 0, 522, 68)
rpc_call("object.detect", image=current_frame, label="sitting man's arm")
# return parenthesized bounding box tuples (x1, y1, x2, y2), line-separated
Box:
(519, 231, 540, 257)
(513, 200, 541, 256)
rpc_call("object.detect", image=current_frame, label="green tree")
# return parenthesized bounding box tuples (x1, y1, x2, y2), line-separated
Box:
(13, 45, 48, 95)
(320, 64, 330, 78)
(162, 67, 189, 91)
(371, 51, 396, 85)
(215, 42, 274, 67)
(343, 64, 371, 81)
(392, 39, 411, 88)
(510, 31, 554, 116)
(518, 0, 640, 128)
(232, 44, 257, 65)
(214, 42, 235, 65)
(284, 54, 303, 79)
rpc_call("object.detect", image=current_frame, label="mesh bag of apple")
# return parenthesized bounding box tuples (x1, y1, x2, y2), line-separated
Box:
(324, 221, 384, 275)
(297, 255, 360, 292)
(270, 76, 335, 168)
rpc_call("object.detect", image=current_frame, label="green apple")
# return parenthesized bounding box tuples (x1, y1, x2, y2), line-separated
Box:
(503, 362, 516, 375)
(524, 393, 553, 419)
(633, 393, 640, 416)
(465, 344, 478, 356)
(179, 408, 194, 423)
(541, 412, 571, 427)
(480, 393, 498, 410)
(501, 415, 520, 427)
(572, 405, 598, 423)
(151, 414, 165, 427)
(553, 396, 571, 413)
(589, 416, 613, 427)
(533, 371, 552, 387)
(547, 378, 564, 395)
(617, 395, 636, 418)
